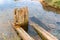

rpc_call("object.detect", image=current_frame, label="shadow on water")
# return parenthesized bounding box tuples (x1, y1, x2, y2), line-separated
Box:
(56, 22, 60, 26)
(30, 16, 51, 31)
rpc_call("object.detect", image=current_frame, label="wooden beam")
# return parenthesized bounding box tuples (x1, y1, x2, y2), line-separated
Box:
(29, 21, 58, 40)
(14, 7, 28, 32)
(12, 23, 34, 40)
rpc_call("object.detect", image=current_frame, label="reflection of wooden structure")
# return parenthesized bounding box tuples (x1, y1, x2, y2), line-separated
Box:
(14, 7, 28, 31)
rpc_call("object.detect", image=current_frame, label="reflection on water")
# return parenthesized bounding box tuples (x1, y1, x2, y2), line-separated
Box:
(30, 17, 51, 31)
(0, 0, 60, 40)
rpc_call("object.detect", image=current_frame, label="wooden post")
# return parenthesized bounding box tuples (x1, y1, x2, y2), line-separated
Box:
(14, 7, 28, 32)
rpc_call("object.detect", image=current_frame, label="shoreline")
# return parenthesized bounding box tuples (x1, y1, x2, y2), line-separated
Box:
(40, 0, 60, 14)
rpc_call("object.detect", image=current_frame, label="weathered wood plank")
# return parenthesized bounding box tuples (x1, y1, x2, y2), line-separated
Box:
(12, 23, 35, 40)
(14, 7, 28, 32)
(29, 21, 58, 40)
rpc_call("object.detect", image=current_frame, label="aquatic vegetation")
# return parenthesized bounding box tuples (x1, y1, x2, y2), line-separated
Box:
(45, 0, 60, 8)
(45, 0, 52, 3)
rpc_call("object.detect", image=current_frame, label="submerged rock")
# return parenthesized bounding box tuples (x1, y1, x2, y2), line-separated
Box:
(56, 22, 60, 25)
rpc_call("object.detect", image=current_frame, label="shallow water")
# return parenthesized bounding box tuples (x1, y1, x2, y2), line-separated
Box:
(0, 0, 60, 40)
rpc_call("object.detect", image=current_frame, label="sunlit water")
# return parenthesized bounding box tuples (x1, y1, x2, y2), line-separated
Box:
(0, 0, 60, 40)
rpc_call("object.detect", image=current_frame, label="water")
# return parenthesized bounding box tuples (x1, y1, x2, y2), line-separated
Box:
(28, 1, 60, 40)
(0, 0, 60, 40)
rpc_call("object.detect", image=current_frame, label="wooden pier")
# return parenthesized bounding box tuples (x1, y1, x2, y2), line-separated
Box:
(13, 7, 58, 40)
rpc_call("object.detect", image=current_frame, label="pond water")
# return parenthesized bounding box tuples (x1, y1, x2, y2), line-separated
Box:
(0, 0, 60, 40)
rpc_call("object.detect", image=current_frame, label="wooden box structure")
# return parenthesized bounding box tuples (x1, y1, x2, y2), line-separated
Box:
(14, 7, 28, 31)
